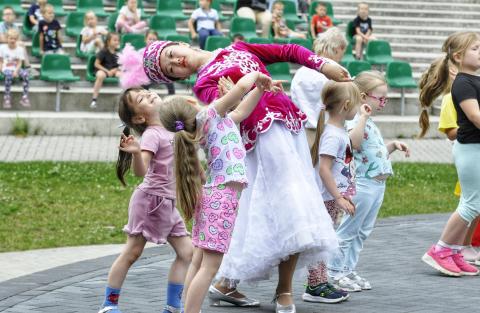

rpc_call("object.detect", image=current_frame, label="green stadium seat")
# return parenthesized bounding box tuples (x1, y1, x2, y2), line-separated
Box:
(116, 0, 147, 19)
(365, 40, 394, 66)
(165, 34, 191, 44)
(309, 1, 341, 26)
(149, 15, 178, 40)
(247, 37, 272, 44)
(0, 0, 23, 14)
(120, 33, 145, 50)
(86, 55, 119, 83)
(386, 61, 417, 116)
(76, 0, 109, 17)
(346, 20, 355, 45)
(65, 12, 85, 37)
(282, 1, 302, 25)
(31, 31, 41, 57)
(107, 12, 118, 32)
(156, 0, 189, 21)
(341, 44, 355, 66)
(266, 62, 291, 85)
(288, 38, 313, 50)
(204, 35, 231, 51)
(48, 0, 67, 16)
(230, 17, 257, 41)
(22, 12, 34, 37)
(178, 73, 197, 87)
(347, 60, 371, 77)
(39, 54, 80, 111)
(76, 34, 95, 59)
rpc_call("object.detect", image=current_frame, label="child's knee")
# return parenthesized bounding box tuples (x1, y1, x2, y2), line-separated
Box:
(456, 205, 480, 226)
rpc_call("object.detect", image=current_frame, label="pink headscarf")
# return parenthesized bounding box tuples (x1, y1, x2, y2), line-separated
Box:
(118, 40, 174, 89)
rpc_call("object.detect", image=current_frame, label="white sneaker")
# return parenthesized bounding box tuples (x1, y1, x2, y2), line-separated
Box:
(332, 276, 361, 292)
(90, 100, 97, 109)
(347, 272, 371, 290)
(462, 246, 478, 264)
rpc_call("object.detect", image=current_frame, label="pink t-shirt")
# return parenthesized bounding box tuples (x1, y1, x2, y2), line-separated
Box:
(196, 105, 248, 188)
(137, 126, 175, 198)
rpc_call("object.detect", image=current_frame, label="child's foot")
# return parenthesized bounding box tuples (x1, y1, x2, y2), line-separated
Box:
(346, 272, 371, 290)
(302, 283, 345, 303)
(461, 246, 478, 263)
(163, 305, 182, 313)
(421, 245, 461, 277)
(326, 282, 349, 299)
(332, 276, 361, 292)
(452, 251, 479, 276)
(90, 100, 97, 109)
(97, 306, 122, 313)
(20, 96, 30, 107)
(3, 96, 11, 109)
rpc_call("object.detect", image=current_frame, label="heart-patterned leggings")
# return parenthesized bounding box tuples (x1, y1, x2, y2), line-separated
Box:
(191, 184, 240, 254)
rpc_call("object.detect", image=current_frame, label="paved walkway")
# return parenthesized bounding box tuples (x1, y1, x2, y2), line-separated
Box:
(1, 214, 479, 313)
(0, 136, 453, 163)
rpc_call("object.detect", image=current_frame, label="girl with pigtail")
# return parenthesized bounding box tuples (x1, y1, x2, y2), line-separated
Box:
(98, 88, 193, 313)
(420, 31, 480, 277)
(158, 71, 279, 313)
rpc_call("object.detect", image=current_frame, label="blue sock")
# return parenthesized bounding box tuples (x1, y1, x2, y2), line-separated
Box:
(163, 282, 184, 312)
(103, 286, 121, 307)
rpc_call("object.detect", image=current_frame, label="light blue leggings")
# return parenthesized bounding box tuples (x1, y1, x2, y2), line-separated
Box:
(453, 141, 480, 224)
(328, 177, 386, 276)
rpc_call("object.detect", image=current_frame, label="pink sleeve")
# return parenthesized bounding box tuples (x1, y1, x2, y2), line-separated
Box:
(193, 76, 220, 105)
(235, 41, 328, 72)
(140, 129, 160, 154)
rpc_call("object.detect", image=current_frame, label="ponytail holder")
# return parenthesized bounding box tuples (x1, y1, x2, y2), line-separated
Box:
(422, 107, 428, 112)
(175, 121, 185, 131)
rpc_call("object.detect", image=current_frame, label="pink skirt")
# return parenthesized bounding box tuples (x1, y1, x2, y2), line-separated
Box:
(123, 188, 188, 244)
(191, 185, 240, 253)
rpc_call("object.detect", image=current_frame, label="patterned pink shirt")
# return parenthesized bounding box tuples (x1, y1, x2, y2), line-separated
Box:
(193, 42, 328, 152)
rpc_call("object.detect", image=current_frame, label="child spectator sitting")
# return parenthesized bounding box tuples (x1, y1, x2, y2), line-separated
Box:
(188, 0, 223, 50)
(90, 32, 121, 109)
(80, 11, 107, 54)
(310, 2, 332, 38)
(115, 0, 147, 34)
(352, 2, 375, 60)
(27, 0, 46, 32)
(0, 29, 30, 108)
(272, 1, 306, 39)
(0, 7, 35, 74)
(38, 4, 64, 55)
(232, 33, 245, 43)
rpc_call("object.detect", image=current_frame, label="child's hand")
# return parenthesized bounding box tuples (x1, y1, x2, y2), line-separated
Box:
(255, 73, 274, 91)
(119, 134, 141, 154)
(321, 62, 351, 82)
(360, 103, 372, 117)
(271, 80, 286, 93)
(217, 76, 234, 97)
(394, 140, 410, 157)
(191, 32, 198, 40)
(12, 70, 18, 78)
(336, 196, 355, 215)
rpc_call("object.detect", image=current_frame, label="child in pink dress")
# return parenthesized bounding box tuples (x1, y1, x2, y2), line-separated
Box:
(158, 71, 278, 313)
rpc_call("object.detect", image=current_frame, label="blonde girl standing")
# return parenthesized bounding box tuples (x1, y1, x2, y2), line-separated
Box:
(328, 71, 410, 291)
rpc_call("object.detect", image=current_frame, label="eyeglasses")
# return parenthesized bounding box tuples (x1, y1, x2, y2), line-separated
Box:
(367, 94, 388, 106)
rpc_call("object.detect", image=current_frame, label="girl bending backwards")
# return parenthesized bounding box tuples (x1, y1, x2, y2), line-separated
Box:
(98, 88, 193, 313)
(158, 71, 278, 313)
(420, 31, 480, 277)
(328, 71, 410, 291)
(303, 81, 362, 304)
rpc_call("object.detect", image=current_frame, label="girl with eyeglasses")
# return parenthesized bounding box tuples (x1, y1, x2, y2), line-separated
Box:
(328, 71, 410, 292)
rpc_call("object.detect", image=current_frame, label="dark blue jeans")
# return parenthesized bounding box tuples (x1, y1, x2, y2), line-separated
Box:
(198, 28, 223, 50)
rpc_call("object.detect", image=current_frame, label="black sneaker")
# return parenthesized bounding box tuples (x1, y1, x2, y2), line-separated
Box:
(326, 282, 349, 300)
(302, 283, 345, 303)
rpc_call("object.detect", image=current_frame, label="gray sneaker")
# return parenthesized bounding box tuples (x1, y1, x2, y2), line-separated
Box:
(332, 276, 361, 292)
(347, 272, 371, 290)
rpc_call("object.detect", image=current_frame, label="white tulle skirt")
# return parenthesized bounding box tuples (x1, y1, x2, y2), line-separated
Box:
(217, 122, 338, 284)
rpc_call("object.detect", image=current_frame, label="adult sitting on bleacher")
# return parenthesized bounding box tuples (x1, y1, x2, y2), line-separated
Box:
(236, 0, 272, 38)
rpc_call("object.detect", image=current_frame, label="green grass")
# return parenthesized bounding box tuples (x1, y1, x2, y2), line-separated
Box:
(0, 162, 459, 252)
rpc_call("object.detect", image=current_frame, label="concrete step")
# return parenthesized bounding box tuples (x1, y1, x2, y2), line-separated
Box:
(334, 6, 480, 19)
(335, 14, 480, 28)
(0, 111, 441, 139)
(333, 0, 480, 10)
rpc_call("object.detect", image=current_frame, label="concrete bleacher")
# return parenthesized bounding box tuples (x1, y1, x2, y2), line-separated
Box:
(0, 0, 476, 136)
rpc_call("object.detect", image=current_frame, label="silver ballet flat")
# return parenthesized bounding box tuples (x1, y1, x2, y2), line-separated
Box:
(208, 285, 260, 307)
(273, 293, 296, 313)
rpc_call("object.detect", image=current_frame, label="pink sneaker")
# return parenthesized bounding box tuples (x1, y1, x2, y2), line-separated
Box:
(421, 245, 461, 277)
(452, 252, 479, 276)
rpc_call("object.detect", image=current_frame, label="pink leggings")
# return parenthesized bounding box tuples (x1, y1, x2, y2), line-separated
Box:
(116, 20, 147, 34)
